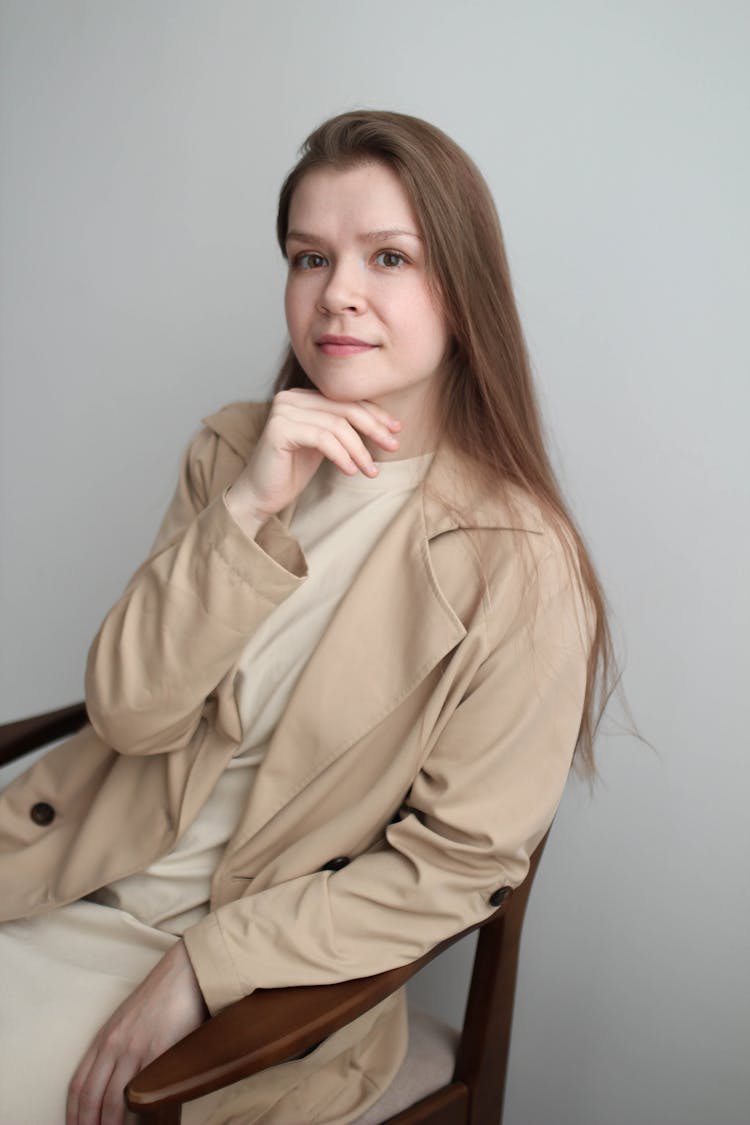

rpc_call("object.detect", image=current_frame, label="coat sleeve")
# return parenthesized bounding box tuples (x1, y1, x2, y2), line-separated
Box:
(182, 532, 596, 1014)
(84, 425, 307, 756)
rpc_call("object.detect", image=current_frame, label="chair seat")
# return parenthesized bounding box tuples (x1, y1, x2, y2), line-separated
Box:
(353, 1008, 459, 1124)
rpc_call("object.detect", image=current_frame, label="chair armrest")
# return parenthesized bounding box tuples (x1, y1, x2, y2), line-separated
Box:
(126, 907, 505, 1115)
(0, 702, 88, 766)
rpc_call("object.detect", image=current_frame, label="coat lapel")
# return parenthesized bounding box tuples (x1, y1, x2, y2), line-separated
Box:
(230, 470, 466, 844)
(202, 402, 544, 848)
(202, 405, 546, 850)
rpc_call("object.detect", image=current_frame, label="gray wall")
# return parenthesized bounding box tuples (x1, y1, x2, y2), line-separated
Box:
(1, 3, 748, 1123)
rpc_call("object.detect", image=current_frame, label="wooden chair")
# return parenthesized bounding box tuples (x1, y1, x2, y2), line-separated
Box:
(0, 703, 549, 1125)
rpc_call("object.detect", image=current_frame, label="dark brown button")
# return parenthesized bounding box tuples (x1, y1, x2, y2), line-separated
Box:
(30, 801, 55, 827)
(320, 856, 350, 872)
(489, 886, 511, 907)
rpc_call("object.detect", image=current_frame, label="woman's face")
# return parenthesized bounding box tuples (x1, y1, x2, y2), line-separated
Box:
(284, 161, 449, 446)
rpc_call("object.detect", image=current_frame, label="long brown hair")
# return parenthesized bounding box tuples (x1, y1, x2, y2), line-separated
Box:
(272, 109, 625, 779)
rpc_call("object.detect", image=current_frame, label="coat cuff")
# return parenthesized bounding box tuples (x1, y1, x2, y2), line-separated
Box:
(183, 911, 247, 1015)
(217, 487, 307, 593)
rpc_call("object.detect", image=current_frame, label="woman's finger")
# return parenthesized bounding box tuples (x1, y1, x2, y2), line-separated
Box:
(313, 425, 377, 477)
(269, 417, 369, 478)
(66, 1042, 96, 1125)
(101, 1055, 140, 1125)
(277, 409, 383, 475)
(361, 397, 403, 425)
(275, 389, 402, 449)
(276, 401, 399, 460)
(329, 396, 403, 439)
(67, 1041, 118, 1125)
(323, 402, 402, 454)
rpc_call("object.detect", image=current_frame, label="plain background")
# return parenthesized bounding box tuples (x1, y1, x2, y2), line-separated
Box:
(1, 3, 748, 1123)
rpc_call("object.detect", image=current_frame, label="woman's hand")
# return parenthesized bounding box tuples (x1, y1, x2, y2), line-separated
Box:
(66, 940, 208, 1125)
(225, 388, 402, 532)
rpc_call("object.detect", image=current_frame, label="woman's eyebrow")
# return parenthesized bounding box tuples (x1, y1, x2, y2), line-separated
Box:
(363, 228, 423, 241)
(285, 230, 316, 244)
(286, 228, 423, 244)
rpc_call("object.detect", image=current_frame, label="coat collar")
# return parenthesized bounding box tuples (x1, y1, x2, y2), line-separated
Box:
(202, 400, 545, 851)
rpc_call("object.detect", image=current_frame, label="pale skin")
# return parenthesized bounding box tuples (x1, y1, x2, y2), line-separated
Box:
(67, 160, 449, 1123)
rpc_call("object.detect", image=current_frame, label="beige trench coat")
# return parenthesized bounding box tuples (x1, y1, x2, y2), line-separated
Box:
(0, 400, 595, 1122)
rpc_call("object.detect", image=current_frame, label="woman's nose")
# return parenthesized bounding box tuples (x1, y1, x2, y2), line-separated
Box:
(317, 259, 366, 314)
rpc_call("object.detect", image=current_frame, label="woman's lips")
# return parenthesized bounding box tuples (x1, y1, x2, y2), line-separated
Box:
(316, 335, 377, 357)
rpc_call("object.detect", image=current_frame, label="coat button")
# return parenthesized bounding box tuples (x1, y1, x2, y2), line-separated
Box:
(489, 886, 511, 907)
(320, 856, 351, 872)
(30, 801, 56, 826)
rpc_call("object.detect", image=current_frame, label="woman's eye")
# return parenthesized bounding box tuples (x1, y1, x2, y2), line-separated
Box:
(294, 252, 327, 270)
(374, 250, 408, 269)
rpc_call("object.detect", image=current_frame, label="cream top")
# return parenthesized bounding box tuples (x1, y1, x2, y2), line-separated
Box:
(91, 451, 434, 934)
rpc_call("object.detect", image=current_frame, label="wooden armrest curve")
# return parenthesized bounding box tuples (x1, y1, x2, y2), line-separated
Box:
(126, 906, 507, 1113)
(0, 702, 88, 766)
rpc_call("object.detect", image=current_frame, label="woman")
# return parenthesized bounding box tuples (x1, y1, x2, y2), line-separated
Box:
(0, 110, 615, 1124)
